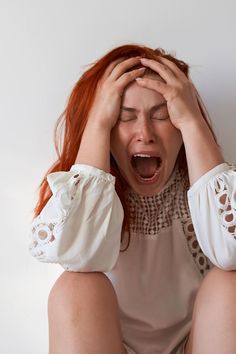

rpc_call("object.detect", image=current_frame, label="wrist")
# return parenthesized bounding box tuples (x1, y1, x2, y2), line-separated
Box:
(86, 114, 114, 133)
(86, 115, 113, 134)
(178, 114, 207, 136)
(179, 115, 224, 185)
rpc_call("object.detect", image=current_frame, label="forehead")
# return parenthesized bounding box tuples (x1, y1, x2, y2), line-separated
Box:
(122, 75, 165, 108)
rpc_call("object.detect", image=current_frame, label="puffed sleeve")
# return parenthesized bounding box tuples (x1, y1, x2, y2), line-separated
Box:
(187, 162, 236, 270)
(29, 164, 124, 272)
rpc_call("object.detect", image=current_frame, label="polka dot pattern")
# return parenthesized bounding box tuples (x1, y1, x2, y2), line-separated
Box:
(181, 218, 212, 276)
(214, 165, 236, 240)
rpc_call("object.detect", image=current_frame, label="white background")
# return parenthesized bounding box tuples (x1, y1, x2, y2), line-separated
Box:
(0, 0, 235, 353)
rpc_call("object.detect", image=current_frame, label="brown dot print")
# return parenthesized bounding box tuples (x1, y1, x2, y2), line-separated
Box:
(192, 240, 198, 249)
(199, 256, 205, 266)
(187, 223, 194, 232)
(38, 230, 48, 240)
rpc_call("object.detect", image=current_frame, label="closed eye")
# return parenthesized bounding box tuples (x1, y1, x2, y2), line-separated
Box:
(118, 114, 136, 122)
(152, 106, 169, 120)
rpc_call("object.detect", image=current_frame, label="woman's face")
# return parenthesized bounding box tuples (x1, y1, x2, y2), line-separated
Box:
(110, 75, 183, 196)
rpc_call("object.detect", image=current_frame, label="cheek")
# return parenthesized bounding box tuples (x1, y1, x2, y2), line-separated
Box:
(173, 130, 183, 148)
(164, 126, 183, 155)
(110, 129, 126, 163)
(110, 126, 129, 152)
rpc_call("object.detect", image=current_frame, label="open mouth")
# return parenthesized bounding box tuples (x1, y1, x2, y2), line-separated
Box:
(131, 154, 162, 182)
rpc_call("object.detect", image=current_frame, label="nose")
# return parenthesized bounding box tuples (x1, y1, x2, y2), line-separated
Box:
(135, 119, 156, 144)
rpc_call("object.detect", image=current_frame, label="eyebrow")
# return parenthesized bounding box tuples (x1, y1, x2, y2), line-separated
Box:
(121, 102, 166, 113)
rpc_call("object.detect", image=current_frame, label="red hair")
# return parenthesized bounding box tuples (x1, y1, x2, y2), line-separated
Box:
(33, 44, 219, 251)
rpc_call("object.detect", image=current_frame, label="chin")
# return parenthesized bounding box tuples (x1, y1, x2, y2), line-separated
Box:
(133, 184, 164, 196)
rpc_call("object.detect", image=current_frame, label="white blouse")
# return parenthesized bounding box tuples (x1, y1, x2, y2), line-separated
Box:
(29, 162, 236, 354)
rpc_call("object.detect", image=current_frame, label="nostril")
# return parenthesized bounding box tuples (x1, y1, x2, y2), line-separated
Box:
(137, 136, 155, 143)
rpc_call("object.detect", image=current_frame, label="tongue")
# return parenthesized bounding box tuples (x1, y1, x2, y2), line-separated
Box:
(134, 157, 159, 178)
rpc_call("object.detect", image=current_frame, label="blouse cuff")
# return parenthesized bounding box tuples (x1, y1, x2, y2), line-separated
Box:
(70, 164, 115, 182)
(187, 162, 230, 197)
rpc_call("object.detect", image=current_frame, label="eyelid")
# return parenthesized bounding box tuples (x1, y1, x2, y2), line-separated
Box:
(151, 106, 169, 119)
(152, 116, 169, 120)
(118, 116, 136, 122)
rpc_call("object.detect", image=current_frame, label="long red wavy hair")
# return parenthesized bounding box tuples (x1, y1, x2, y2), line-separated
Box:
(32, 43, 219, 251)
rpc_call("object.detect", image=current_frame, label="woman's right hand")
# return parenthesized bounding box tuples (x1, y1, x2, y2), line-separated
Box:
(87, 57, 146, 130)
(75, 57, 145, 172)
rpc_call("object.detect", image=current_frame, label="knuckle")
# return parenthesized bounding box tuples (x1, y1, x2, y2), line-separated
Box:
(177, 83, 184, 91)
(114, 81, 122, 92)
(96, 80, 103, 89)
(182, 82, 191, 92)
(154, 79, 162, 86)
(124, 71, 134, 79)
(162, 65, 170, 73)
(103, 79, 113, 91)
(174, 81, 186, 92)
(170, 87, 179, 97)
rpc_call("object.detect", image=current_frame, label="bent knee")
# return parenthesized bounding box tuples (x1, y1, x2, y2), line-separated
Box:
(48, 271, 115, 315)
(196, 266, 236, 304)
(202, 266, 236, 286)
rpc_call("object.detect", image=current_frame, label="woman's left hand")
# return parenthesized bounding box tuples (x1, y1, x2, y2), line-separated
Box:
(136, 57, 204, 131)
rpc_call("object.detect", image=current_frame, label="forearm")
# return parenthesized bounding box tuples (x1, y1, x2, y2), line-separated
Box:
(75, 119, 111, 173)
(180, 116, 225, 186)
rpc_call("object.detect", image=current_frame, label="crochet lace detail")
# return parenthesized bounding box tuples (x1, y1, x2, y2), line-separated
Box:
(214, 165, 236, 239)
(29, 220, 56, 258)
(126, 168, 189, 235)
(181, 218, 212, 275)
(126, 167, 212, 276)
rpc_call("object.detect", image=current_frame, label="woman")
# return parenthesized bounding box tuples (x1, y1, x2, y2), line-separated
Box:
(29, 44, 236, 354)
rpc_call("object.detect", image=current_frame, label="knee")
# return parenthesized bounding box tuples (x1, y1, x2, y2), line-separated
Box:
(48, 271, 115, 318)
(201, 266, 236, 290)
(194, 266, 236, 310)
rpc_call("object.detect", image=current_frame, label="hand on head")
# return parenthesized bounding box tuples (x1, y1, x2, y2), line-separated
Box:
(136, 57, 203, 131)
(89, 55, 203, 133)
(87, 57, 146, 130)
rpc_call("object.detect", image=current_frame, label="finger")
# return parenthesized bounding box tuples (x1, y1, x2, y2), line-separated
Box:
(140, 57, 177, 84)
(102, 57, 125, 81)
(109, 57, 142, 81)
(135, 77, 167, 96)
(116, 67, 146, 90)
(157, 57, 187, 80)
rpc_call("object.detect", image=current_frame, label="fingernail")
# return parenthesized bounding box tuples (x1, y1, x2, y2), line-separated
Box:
(136, 77, 144, 81)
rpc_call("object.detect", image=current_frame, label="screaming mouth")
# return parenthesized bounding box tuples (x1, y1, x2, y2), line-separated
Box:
(131, 154, 162, 180)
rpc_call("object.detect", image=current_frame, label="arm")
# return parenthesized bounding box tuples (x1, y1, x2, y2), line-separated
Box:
(29, 165, 124, 272)
(136, 57, 236, 269)
(136, 56, 225, 184)
(74, 57, 146, 172)
(187, 163, 236, 270)
(180, 117, 224, 186)
(30, 58, 145, 271)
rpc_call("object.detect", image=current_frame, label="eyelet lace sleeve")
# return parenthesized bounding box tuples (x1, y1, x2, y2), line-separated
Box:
(214, 169, 236, 238)
(187, 162, 236, 270)
(29, 164, 124, 272)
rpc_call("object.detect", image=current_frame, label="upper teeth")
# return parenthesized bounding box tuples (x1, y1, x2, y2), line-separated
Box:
(133, 154, 151, 158)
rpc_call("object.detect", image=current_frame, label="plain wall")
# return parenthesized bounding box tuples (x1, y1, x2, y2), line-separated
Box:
(0, 0, 235, 353)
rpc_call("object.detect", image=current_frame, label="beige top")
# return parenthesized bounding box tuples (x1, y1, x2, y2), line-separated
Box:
(29, 162, 236, 353)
